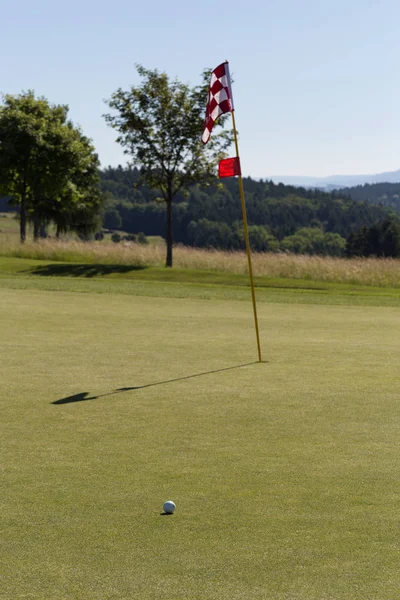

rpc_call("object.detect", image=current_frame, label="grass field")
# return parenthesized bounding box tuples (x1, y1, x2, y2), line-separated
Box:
(3, 234, 400, 287)
(1, 255, 400, 599)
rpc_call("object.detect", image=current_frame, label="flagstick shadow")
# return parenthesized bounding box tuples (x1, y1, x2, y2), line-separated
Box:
(52, 361, 263, 405)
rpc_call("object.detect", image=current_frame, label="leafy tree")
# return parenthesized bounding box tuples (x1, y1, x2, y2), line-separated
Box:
(281, 227, 346, 256)
(346, 217, 400, 257)
(189, 218, 236, 249)
(0, 91, 102, 242)
(105, 65, 232, 266)
(346, 226, 369, 257)
(104, 207, 122, 230)
(379, 218, 400, 256)
(137, 231, 148, 244)
(237, 224, 279, 253)
(321, 232, 347, 256)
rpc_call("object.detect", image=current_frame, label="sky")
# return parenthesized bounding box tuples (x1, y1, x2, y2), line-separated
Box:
(2, 0, 400, 178)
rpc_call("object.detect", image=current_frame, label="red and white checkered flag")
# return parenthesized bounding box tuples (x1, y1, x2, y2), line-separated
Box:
(201, 61, 233, 144)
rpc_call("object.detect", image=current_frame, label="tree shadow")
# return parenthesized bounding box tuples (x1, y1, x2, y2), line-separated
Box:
(26, 263, 147, 278)
(52, 361, 263, 405)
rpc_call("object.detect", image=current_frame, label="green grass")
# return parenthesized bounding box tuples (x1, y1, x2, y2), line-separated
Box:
(1, 264, 400, 599)
(0, 213, 20, 246)
(0, 215, 160, 247)
(146, 235, 166, 246)
(0, 212, 19, 232)
(1, 255, 400, 307)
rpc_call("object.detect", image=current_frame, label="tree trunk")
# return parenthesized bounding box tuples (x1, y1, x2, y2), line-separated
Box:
(33, 212, 40, 242)
(20, 194, 26, 244)
(20, 158, 29, 244)
(165, 199, 173, 267)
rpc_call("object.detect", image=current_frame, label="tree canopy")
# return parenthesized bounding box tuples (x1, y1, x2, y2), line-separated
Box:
(347, 217, 400, 257)
(105, 65, 232, 266)
(0, 91, 102, 241)
(337, 182, 400, 212)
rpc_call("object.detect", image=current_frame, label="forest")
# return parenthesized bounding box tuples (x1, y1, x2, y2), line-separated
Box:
(3, 166, 400, 257)
(337, 182, 400, 211)
(100, 166, 398, 256)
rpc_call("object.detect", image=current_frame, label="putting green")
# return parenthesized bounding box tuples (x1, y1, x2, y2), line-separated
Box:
(1, 287, 400, 599)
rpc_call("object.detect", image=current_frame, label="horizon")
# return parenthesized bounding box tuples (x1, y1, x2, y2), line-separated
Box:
(101, 163, 400, 185)
(101, 161, 400, 180)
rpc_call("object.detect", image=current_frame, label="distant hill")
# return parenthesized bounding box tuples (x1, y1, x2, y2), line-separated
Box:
(338, 182, 400, 212)
(269, 169, 400, 189)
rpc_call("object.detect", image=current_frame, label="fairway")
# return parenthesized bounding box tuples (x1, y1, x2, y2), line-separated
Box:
(1, 284, 400, 599)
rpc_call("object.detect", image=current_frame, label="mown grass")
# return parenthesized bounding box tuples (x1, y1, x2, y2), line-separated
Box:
(2, 236, 400, 287)
(1, 287, 400, 599)
(1, 255, 400, 307)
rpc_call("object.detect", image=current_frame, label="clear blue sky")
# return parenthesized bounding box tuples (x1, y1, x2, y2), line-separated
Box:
(2, 0, 400, 177)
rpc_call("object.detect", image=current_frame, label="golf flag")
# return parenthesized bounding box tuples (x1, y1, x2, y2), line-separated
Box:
(218, 157, 241, 178)
(202, 61, 262, 362)
(201, 62, 233, 144)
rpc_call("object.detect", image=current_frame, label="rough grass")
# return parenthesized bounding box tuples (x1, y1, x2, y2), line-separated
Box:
(1, 288, 400, 599)
(2, 237, 400, 287)
(0, 212, 19, 233)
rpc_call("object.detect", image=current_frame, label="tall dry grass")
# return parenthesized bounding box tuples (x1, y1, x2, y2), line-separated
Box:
(1, 237, 400, 287)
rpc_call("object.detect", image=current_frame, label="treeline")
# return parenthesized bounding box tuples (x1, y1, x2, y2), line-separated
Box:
(347, 218, 400, 257)
(100, 166, 395, 256)
(3, 164, 400, 257)
(338, 182, 400, 211)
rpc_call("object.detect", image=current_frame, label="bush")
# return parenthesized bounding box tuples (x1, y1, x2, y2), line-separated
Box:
(281, 227, 346, 256)
(111, 233, 121, 243)
(137, 232, 148, 244)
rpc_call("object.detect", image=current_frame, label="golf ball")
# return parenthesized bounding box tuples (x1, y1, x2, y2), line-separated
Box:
(163, 500, 176, 514)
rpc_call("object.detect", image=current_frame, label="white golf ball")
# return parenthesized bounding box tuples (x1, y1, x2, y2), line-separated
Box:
(163, 500, 176, 514)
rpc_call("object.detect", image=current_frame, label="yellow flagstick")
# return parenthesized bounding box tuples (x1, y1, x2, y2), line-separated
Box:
(231, 110, 262, 363)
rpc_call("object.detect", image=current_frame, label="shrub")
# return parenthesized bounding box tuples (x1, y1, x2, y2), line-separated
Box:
(137, 232, 148, 244)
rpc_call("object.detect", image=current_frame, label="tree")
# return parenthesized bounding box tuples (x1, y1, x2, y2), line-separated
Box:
(0, 91, 102, 242)
(105, 65, 232, 267)
(281, 227, 346, 256)
(49, 127, 102, 240)
(103, 206, 122, 230)
(346, 217, 400, 257)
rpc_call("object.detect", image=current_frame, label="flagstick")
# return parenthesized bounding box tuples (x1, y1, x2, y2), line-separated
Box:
(231, 110, 262, 363)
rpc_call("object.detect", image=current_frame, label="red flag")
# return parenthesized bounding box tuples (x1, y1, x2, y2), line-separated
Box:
(218, 157, 241, 178)
(202, 61, 233, 144)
